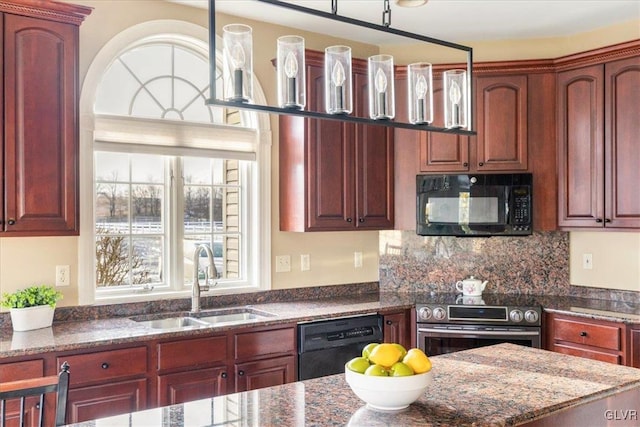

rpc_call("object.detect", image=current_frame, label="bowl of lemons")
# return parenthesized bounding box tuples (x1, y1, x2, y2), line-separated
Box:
(345, 342, 433, 411)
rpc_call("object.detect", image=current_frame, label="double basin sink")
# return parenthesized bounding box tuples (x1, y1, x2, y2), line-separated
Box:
(131, 306, 277, 331)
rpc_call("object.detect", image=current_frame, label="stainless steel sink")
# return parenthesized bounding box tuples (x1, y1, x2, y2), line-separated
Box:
(131, 306, 277, 330)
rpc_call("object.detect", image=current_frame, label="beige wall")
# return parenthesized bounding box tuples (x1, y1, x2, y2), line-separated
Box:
(0, 1, 638, 306)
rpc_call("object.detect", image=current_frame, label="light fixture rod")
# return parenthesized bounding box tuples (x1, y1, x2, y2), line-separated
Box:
(382, 0, 391, 27)
(331, 0, 337, 14)
(208, 0, 475, 134)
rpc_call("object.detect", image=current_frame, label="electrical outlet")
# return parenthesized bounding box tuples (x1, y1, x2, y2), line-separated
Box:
(354, 252, 363, 268)
(56, 265, 70, 287)
(300, 254, 310, 271)
(275, 255, 291, 273)
(582, 253, 593, 270)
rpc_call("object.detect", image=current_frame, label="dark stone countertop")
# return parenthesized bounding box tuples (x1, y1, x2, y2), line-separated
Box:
(62, 343, 640, 427)
(1, 290, 638, 359)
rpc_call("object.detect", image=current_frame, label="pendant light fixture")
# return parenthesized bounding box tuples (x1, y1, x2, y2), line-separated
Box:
(208, 0, 475, 136)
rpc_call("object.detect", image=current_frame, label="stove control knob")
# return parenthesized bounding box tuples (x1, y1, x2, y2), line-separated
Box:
(418, 307, 432, 321)
(433, 307, 446, 321)
(509, 309, 524, 323)
(524, 310, 539, 323)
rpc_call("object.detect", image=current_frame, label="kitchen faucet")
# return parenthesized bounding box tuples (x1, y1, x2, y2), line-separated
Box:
(191, 243, 218, 313)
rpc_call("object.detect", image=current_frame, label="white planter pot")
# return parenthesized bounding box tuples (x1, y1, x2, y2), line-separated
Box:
(10, 305, 55, 331)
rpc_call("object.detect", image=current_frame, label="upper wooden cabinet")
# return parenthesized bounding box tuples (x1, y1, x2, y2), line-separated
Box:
(420, 74, 528, 173)
(557, 54, 640, 229)
(279, 51, 394, 232)
(0, 1, 90, 236)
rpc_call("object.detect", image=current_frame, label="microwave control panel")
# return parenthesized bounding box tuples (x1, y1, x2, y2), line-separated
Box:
(511, 187, 531, 226)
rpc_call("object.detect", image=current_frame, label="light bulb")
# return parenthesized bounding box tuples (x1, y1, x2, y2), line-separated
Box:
(415, 75, 428, 100)
(375, 68, 388, 94)
(332, 61, 346, 87)
(284, 51, 298, 79)
(230, 43, 245, 69)
(449, 80, 461, 105)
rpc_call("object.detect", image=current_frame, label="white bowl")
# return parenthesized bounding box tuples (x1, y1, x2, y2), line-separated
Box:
(344, 365, 433, 411)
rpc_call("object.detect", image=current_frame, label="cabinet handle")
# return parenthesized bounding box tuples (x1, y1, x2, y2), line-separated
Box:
(221, 372, 227, 379)
(238, 370, 245, 376)
(346, 218, 353, 223)
(478, 162, 484, 167)
(7, 219, 16, 226)
(358, 218, 364, 223)
(101, 362, 109, 369)
(579, 331, 587, 337)
(595, 218, 603, 223)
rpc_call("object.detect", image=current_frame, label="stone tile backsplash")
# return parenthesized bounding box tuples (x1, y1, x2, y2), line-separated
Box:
(379, 230, 636, 302)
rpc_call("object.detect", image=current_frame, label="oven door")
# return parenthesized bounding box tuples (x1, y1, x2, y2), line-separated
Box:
(417, 325, 541, 356)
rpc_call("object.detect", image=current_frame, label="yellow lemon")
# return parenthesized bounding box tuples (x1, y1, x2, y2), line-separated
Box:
(402, 348, 432, 374)
(392, 343, 408, 359)
(368, 343, 403, 368)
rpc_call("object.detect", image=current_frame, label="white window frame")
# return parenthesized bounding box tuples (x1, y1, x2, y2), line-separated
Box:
(78, 20, 272, 304)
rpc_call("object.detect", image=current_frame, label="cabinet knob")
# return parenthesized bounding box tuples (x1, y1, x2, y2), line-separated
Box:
(579, 331, 587, 337)
(604, 218, 611, 223)
(358, 218, 364, 223)
(595, 218, 603, 223)
(221, 372, 227, 378)
(101, 362, 109, 369)
(478, 162, 484, 167)
(386, 320, 392, 325)
(346, 218, 353, 223)
(463, 162, 468, 167)
(238, 370, 245, 376)
(7, 219, 16, 226)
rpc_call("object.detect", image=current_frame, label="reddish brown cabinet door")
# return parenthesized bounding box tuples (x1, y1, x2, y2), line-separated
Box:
(631, 327, 640, 368)
(382, 310, 411, 350)
(66, 379, 148, 423)
(475, 74, 528, 171)
(2, 13, 81, 235)
(557, 64, 604, 228)
(0, 359, 46, 427)
(234, 355, 296, 393)
(158, 367, 229, 406)
(420, 78, 470, 172)
(604, 56, 640, 228)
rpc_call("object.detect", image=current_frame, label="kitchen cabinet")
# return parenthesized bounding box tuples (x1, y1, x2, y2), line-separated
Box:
(156, 335, 228, 406)
(419, 74, 527, 173)
(279, 51, 394, 231)
(0, 1, 90, 236)
(57, 346, 148, 423)
(546, 312, 627, 365)
(631, 326, 640, 369)
(381, 309, 412, 350)
(0, 358, 46, 427)
(231, 324, 297, 392)
(557, 55, 640, 229)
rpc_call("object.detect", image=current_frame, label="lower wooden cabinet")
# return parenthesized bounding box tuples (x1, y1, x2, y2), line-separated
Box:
(66, 379, 148, 423)
(631, 326, 640, 368)
(0, 359, 46, 427)
(546, 312, 627, 365)
(158, 367, 228, 406)
(382, 309, 412, 350)
(234, 355, 297, 392)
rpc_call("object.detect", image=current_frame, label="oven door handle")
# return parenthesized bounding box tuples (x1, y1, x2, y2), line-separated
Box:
(417, 327, 540, 336)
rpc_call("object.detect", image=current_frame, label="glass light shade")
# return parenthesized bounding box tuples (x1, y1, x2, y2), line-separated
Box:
(277, 35, 305, 109)
(368, 54, 395, 120)
(222, 24, 253, 102)
(324, 45, 353, 114)
(443, 69, 468, 129)
(407, 62, 433, 125)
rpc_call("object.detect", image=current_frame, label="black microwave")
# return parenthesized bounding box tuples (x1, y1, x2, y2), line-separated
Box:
(416, 173, 532, 237)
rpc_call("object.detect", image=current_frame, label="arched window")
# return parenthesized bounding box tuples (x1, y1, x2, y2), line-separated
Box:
(79, 24, 270, 303)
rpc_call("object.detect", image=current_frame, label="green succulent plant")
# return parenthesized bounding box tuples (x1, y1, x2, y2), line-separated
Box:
(0, 285, 63, 309)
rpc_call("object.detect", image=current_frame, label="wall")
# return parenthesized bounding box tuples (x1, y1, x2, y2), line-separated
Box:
(0, 1, 638, 306)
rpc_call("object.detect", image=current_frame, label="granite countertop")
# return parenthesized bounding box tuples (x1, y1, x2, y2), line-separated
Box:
(1, 290, 638, 359)
(63, 343, 640, 427)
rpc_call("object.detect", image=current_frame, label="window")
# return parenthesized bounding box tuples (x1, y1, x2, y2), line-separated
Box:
(81, 26, 270, 303)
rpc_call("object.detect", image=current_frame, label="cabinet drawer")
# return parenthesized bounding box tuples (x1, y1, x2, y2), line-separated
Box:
(553, 344, 622, 365)
(0, 359, 44, 381)
(233, 326, 296, 360)
(158, 335, 227, 371)
(58, 347, 147, 387)
(553, 318, 622, 351)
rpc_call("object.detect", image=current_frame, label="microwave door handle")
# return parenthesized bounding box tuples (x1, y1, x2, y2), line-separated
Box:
(417, 328, 540, 337)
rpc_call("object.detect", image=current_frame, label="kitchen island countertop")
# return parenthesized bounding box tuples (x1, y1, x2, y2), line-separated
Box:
(63, 343, 640, 427)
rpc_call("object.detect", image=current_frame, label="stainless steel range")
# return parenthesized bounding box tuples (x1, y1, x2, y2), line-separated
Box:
(415, 294, 542, 356)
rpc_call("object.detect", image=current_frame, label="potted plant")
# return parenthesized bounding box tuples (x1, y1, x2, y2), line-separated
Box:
(1, 285, 63, 331)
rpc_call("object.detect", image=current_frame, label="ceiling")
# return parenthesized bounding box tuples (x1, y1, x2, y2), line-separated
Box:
(173, 0, 640, 45)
